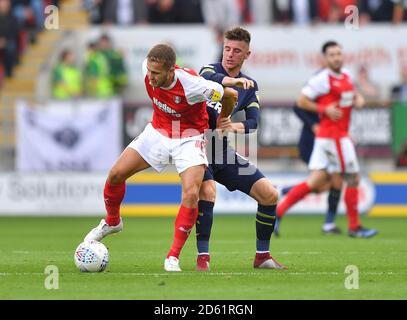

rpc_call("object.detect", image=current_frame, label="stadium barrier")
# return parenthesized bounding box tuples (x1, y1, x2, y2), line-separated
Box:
(1, 172, 405, 216)
(123, 103, 392, 159)
(368, 172, 407, 217)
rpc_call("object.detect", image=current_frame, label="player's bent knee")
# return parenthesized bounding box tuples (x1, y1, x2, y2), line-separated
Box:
(345, 173, 360, 187)
(199, 184, 216, 202)
(261, 187, 278, 205)
(255, 185, 279, 206)
(107, 167, 126, 185)
(269, 187, 279, 204)
(182, 187, 200, 207)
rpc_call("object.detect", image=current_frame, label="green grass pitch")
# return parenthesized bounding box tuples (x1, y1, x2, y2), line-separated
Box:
(0, 215, 406, 300)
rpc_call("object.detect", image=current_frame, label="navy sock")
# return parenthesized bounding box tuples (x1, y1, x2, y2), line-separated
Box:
(281, 186, 293, 196)
(325, 188, 341, 224)
(256, 204, 277, 252)
(196, 200, 214, 254)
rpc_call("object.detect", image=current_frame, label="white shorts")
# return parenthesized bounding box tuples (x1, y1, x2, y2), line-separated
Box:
(128, 123, 208, 174)
(308, 137, 360, 174)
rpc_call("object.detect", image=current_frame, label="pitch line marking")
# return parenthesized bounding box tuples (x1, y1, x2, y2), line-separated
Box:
(0, 271, 404, 276)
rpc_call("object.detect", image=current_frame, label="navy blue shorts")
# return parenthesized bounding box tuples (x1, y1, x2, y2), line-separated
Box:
(203, 153, 265, 195)
(298, 132, 315, 164)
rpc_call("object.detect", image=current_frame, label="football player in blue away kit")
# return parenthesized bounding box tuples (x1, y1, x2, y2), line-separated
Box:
(274, 105, 343, 236)
(195, 27, 286, 271)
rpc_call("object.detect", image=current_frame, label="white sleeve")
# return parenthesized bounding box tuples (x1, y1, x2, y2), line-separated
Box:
(301, 71, 330, 100)
(142, 59, 148, 78)
(342, 68, 355, 85)
(177, 69, 224, 105)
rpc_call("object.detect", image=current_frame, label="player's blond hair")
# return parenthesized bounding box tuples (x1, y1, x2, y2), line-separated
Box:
(147, 44, 176, 70)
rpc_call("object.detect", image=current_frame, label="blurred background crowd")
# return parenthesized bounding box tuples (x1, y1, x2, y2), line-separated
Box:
(1, 0, 407, 84)
(0, 0, 407, 171)
(83, 0, 407, 26)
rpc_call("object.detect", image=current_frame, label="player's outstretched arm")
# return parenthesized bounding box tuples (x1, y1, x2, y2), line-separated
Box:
(222, 76, 254, 89)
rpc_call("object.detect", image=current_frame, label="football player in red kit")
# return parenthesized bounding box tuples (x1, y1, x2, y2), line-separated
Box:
(84, 44, 238, 271)
(277, 41, 378, 238)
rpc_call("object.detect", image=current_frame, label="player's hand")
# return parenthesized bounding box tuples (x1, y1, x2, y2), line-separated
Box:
(216, 116, 234, 133)
(222, 77, 254, 89)
(311, 124, 320, 135)
(354, 93, 365, 109)
(324, 103, 342, 121)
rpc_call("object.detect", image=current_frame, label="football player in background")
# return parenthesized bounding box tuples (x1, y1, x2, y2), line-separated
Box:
(276, 41, 378, 238)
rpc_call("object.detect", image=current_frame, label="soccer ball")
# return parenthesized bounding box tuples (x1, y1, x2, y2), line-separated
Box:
(74, 241, 109, 272)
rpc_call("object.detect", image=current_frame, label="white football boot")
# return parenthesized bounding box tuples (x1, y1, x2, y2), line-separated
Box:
(164, 256, 182, 272)
(84, 218, 123, 242)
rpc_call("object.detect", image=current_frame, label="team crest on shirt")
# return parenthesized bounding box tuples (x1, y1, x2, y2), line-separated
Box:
(174, 96, 181, 104)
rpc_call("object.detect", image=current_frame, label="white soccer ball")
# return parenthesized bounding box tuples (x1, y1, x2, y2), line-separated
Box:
(74, 241, 109, 272)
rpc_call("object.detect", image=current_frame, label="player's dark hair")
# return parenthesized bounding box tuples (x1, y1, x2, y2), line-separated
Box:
(322, 41, 341, 54)
(225, 27, 251, 45)
(147, 44, 176, 69)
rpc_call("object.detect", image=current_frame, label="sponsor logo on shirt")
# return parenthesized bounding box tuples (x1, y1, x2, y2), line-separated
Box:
(339, 91, 354, 107)
(174, 96, 181, 104)
(153, 97, 181, 117)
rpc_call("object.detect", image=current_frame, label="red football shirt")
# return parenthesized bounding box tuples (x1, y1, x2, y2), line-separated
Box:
(143, 60, 224, 138)
(302, 68, 355, 138)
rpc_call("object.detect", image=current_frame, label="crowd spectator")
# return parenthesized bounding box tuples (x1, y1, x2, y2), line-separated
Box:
(250, 0, 272, 24)
(12, 0, 44, 38)
(84, 41, 115, 98)
(201, 0, 241, 31)
(82, 0, 406, 25)
(98, 34, 128, 93)
(318, 0, 356, 23)
(180, 0, 204, 23)
(82, 0, 106, 24)
(272, 0, 319, 24)
(292, 0, 319, 25)
(0, 0, 19, 78)
(391, 63, 407, 103)
(359, 0, 404, 23)
(393, 0, 407, 23)
(51, 33, 129, 100)
(102, 0, 148, 25)
(146, 0, 183, 24)
(51, 49, 82, 99)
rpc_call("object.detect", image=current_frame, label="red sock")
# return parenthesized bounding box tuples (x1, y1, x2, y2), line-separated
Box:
(104, 181, 125, 226)
(345, 187, 361, 231)
(277, 182, 311, 218)
(167, 205, 198, 258)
